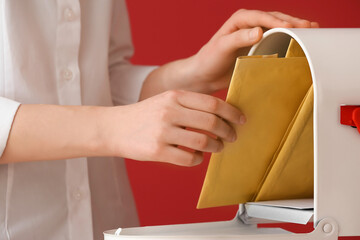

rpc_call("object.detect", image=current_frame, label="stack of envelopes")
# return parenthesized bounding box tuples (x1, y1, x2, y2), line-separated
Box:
(197, 39, 314, 208)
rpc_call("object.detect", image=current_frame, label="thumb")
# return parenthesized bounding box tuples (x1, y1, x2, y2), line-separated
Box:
(248, 27, 263, 42)
(222, 27, 263, 53)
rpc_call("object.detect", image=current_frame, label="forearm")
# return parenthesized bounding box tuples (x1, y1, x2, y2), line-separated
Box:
(0, 104, 109, 164)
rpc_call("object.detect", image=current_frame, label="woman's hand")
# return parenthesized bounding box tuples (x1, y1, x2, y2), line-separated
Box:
(103, 90, 245, 166)
(140, 10, 319, 99)
(187, 10, 319, 93)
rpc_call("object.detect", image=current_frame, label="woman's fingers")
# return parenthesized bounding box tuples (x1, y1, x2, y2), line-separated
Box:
(124, 90, 244, 166)
(154, 90, 242, 167)
(221, 27, 263, 52)
(217, 9, 318, 37)
(174, 107, 236, 142)
(269, 11, 319, 28)
(219, 9, 291, 36)
(174, 90, 245, 125)
(212, 10, 319, 54)
(268, 11, 313, 28)
(160, 146, 203, 167)
(166, 128, 224, 153)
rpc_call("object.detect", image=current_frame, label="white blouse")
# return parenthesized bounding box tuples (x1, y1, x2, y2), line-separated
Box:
(0, 0, 155, 240)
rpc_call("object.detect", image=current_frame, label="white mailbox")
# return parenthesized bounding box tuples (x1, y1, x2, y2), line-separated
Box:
(104, 28, 360, 240)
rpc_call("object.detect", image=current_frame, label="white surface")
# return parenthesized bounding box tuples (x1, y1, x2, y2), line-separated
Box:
(104, 218, 340, 240)
(246, 199, 313, 210)
(250, 28, 360, 236)
(241, 199, 314, 224)
(244, 203, 313, 225)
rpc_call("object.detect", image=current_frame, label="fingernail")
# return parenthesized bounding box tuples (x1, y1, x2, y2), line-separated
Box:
(239, 115, 246, 125)
(249, 28, 259, 41)
(231, 132, 237, 142)
(218, 142, 224, 152)
(193, 157, 203, 166)
(311, 22, 319, 28)
(301, 20, 311, 27)
(282, 21, 291, 27)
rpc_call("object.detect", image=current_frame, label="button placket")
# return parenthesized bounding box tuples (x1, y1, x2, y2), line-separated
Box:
(55, 0, 94, 239)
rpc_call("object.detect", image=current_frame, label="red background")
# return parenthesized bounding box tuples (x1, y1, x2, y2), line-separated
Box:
(124, 0, 360, 236)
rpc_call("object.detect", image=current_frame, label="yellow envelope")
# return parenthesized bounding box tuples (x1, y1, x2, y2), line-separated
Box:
(197, 39, 313, 208)
(255, 39, 314, 201)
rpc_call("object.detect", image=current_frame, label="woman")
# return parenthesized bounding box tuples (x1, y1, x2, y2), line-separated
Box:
(0, 1, 317, 239)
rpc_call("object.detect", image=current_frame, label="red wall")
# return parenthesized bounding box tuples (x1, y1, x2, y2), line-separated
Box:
(125, 0, 360, 232)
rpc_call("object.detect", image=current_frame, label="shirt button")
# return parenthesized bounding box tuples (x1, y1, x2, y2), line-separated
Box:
(64, 8, 75, 21)
(61, 68, 73, 81)
(73, 191, 81, 200)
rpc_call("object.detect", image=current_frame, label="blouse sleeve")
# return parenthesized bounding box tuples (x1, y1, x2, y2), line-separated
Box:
(108, 0, 157, 106)
(0, 97, 20, 157)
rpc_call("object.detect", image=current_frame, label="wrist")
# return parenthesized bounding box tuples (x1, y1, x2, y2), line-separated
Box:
(140, 57, 200, 99)
(94, 105, 132, 158)
(92, 106, 117, 157)
(164, 55, 215, 94)
(69, 105, 109, 157)
(163, 56, 203, 92)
